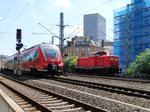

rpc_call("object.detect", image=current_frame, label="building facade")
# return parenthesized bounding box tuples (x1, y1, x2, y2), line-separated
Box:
(64, 36, 108, 58)
(114, 0, 150, 70)
(84, 13, 106, 43)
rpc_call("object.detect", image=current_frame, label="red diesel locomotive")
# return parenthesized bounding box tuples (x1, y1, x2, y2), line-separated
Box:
(76, 51, 119, 75)
(5, 43, 63, 76)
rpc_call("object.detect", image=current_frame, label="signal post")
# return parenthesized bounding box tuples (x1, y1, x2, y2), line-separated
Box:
(15, 29, 23, 75)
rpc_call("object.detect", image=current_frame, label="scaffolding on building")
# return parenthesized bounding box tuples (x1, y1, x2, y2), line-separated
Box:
(114, 0, 150, 71)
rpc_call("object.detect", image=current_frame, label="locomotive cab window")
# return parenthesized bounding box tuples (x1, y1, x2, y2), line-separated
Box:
(96, 53, 100, 56)
(89, 54, 95, 57)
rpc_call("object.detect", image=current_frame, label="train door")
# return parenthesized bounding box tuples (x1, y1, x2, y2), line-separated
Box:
(13, 56, 18, 74)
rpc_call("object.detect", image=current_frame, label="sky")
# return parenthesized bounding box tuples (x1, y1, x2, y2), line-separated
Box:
(0, 0, 131, 56)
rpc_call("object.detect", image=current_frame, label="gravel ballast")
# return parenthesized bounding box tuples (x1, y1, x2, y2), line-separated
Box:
(65, 74, 150, 91)
(20, 76, 150, 112)
(1, 71, 150, 112)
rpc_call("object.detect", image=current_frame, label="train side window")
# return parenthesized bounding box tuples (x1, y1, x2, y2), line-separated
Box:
(27, 54, 30, 62)
(96, 54, 100, 56)
(14, 57, 17, 61)
(24, 54, 27, 62)
(34, 50, 39, 61)
(28, 53, 32, 62)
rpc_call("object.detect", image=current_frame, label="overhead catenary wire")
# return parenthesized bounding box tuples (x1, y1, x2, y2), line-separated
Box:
(99, 30, 113, 41)
(32, 33, 51, 35)
(2, 0, 15, 20)
(4, 3, 30, 31)
(65, 27, 80, 39)
(0, 0, 15, 31)
(64, 28, 83, 41)
(38, 23, 59, 38)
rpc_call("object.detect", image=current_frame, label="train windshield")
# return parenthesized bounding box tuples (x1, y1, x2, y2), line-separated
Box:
(44, 49, 58, 58)
(41, 44, 60, 58)
(42, 45, 60, 58)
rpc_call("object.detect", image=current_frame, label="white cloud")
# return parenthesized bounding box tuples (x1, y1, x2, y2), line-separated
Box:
(54, 0, 71, 7)
(27, 0, 34, 3)
(0, 17, 3, 23)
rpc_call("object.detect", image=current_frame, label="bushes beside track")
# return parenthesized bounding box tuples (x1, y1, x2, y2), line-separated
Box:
(127, 48, 150, 78)
(64, 56, 77, 73)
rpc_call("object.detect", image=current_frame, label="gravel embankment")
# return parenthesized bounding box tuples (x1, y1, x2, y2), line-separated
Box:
(19, 76, 150, 112)
(1, 71, 150, 112)
(65, 74, 150, 91)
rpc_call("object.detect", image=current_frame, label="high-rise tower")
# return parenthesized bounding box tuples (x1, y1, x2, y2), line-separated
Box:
(84, 13, 106, 43)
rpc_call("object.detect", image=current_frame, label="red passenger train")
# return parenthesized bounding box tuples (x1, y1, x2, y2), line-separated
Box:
(76, 51, 119, 75)
(5, 43, 63, 76)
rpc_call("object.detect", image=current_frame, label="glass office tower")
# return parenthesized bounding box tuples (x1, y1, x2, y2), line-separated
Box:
(84, 13, 106, 43)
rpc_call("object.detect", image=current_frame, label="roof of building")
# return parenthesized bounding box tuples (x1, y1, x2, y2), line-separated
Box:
(65, 36, 102, 47)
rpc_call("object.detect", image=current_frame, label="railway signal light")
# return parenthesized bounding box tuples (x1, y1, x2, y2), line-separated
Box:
(16, 43, 23, 50)
(16, 29, 22, 43)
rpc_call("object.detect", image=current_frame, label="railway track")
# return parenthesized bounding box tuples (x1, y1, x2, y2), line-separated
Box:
(67, 73, 150, 83)
(0, 83, 43, 112)
(52, 77, 150, 99)
(0, 74, 107, 112)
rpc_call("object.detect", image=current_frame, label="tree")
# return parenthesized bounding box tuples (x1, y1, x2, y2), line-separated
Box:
(64, 56, 77, 73)
(127, 48, 150, 77)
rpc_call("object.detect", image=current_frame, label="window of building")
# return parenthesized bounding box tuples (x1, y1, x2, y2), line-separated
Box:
(76, 48, 79, 52)
(82, 48, 85, 52)
(144, 31, 149, 36)
(144, 19, 149, 25)
(96, 48, 99, 52)
(81, 55, 85, 57)
(144, 8, 149, 12)
(88, 48, 90, 52)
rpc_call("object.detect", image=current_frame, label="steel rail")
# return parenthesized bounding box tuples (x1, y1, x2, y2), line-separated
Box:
(0, 81, 53, 112)
(67, 73, 150, 83)
(0, 74, 107, 112)
(52, 77, 150, 99)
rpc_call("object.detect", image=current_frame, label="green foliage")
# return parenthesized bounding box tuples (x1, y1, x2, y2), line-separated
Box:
(127, 48, 150, 77)
(64, 56, 77, 73)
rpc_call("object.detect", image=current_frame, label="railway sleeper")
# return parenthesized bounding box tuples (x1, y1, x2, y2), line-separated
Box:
(23, 107, 37, 111)
(40, 97, 57, 101)
(17, 101, 29, 105)
(15, 99, 26, 102)
(39, 99, 63, 104)
(7, 90, 39, 112)
(33, 111, 42, 112)
(44, 102, 68, 106)
(14, 97, 24, 100)
(20, 104, 33, 108)
(59, 107, 84, 112)
(39, 96, 53, 99)
(49, 104, 75, 110)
